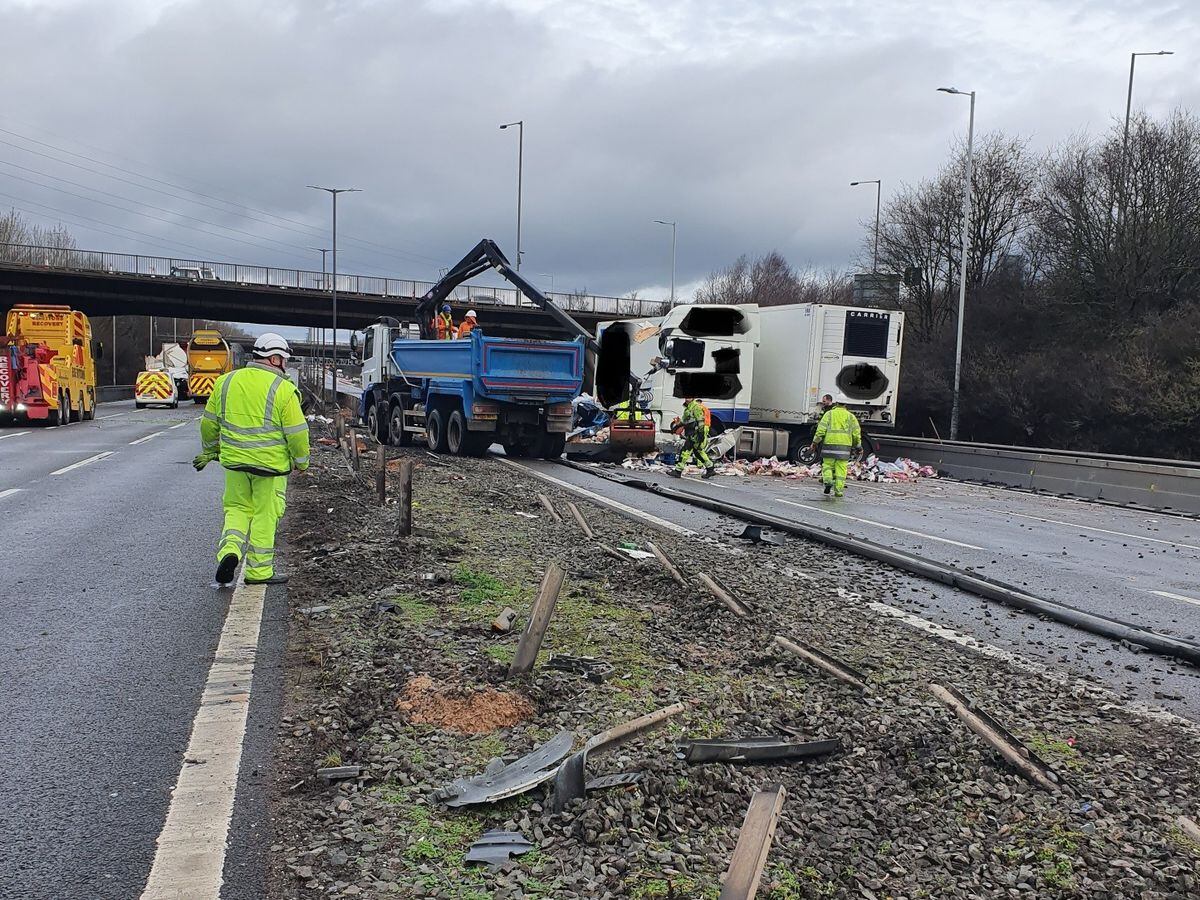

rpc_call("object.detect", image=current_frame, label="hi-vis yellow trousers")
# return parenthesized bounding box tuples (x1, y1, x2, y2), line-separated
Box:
(217, 470, 287, 581)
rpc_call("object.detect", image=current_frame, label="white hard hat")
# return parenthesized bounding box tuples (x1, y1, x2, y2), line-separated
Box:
(466, 309, 478, 318)
(253, 332, 292, 359)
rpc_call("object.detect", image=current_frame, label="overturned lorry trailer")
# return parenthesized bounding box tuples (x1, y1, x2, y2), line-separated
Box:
(597, 302, 903, 462)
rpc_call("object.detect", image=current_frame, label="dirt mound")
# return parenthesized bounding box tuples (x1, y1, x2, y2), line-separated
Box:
(395, 674, 532, 734)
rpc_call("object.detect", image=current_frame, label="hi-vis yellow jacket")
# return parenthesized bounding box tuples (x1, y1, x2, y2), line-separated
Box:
(813, 405, 862, 460)
(201, 362, 310, 476)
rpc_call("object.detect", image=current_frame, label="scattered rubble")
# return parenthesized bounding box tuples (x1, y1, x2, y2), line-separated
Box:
(622, 451, 939, 483)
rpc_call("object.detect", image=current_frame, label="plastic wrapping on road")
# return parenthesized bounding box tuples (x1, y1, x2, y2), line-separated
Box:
(619, 452, 939, 483)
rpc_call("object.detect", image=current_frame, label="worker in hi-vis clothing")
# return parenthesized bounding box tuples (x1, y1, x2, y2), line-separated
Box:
(809, 393, 861, 497)
(194, 333, 309, 586)
(670, 397, 716, 479)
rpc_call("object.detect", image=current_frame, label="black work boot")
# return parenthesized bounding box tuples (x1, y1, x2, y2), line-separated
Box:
(215, 553, 239, 586)
(669, 469, 683, 478)
(245, 572, 288, 585)
(823, 483, 832, 495)
(702, 466, 716, 479)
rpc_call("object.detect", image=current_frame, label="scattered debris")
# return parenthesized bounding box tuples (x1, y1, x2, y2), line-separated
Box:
(616, 546, 656, 561)
(929, 682, 1062, 793)
(395, 675, 533, 734)
(491, 606, 519, 633)
(735, 525, 784, 546)
(719, 784, 787, 900)
(647, 540, 686, 587)
(677, 737, 840, 765)
(297, 605, 331, 616)
(585, 772, 644, 792)
(546, 654, 613, 683)
(551, 701, 686, 813)
(435, 730, 574, 807)
(316, 765, 361, 783)
(464, 829, 535, 870)
(566, 501, 595, 539)
(698, 572, 752, 618)
(514, 511, 538, 519)
(536, 493, 563, 523)
(773, 634, 868, 691)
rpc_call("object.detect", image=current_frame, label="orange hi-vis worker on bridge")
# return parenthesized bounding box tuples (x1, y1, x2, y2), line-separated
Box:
(194, 333, 309, 586)
(810, 393, 861, 498)
(434, 303, 455, 340)
(456, 309, 478, 338)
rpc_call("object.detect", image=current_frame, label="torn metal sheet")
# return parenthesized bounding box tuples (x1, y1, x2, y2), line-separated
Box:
(464, 829, 535, 870)
(586, 772, 644, 792)
(316, 765, 362, 782)
(735, 525, 784, 546)
(677, 737, 841, 764)
(435, 730, 574, 807)
(551, 701, 685, 813)
(546, 654, 614, 683)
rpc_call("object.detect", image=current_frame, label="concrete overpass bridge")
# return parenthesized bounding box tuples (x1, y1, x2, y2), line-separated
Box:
(0, 243, 665, 339)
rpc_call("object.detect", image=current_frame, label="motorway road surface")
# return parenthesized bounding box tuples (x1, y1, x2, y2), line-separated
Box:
(512, 458, 1200, 721)
(0, 400, 284, 900)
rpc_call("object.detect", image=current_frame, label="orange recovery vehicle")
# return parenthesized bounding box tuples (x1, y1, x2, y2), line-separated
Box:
(0, 304, 98, 426)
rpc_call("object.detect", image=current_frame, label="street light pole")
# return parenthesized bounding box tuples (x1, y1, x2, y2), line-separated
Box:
(938, 86, 976, 441)
(500, 121, 524, 269)
(654, 220, 677, 305)
(539, 273, 555, 293)
(307, 189, 360, 404)
(850, 180, 882, 272)
(1121, 50, 1173, 220)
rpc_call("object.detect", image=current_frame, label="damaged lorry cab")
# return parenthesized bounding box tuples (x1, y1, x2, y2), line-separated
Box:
(597, 302, 904, 463)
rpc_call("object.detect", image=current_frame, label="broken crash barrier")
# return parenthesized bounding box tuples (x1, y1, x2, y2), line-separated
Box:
(678, 737, 840, 765)
(571, 467, 1200, 670)
(929, 682, 1062, 794)
(719, 783, 787, 900)
(773, 635, 868, 691)
(437, 730, 573, 807)
(508, 562, 566, 678)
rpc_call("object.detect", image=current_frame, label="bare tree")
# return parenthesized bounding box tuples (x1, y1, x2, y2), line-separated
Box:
(695, 251, 808, 307)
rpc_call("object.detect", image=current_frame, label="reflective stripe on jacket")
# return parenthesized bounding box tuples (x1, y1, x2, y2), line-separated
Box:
(813, 405, 861, 460)
(201, 362, 311, 476)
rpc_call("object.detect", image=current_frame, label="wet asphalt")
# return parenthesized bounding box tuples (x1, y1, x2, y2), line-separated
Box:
(0, 400, 283, 899)
(515, 458, 1200, 722)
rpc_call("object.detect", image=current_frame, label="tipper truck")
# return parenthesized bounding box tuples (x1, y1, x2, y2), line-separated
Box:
(187, 330, 241, 402)
(0, 304, 99, 426)
(355, 239, 642, 458)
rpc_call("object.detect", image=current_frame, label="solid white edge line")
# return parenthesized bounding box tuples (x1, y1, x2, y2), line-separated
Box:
(49, 451, 114, 475)
(97, 413, 124, 420)
(169, 421, 190, 430)
(982, 506, 1200, 552)
(140, 577, 266, 900)
(1148, 589, 1200, 607)
(497, 457, 697, 537)
(0, 430, 32, 441)
(0, 488, 21, 499)
(776, 497, 985, 550)
(130, 431, 167, 445)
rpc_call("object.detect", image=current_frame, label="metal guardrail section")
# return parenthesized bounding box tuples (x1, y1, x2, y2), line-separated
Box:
(875, 434, 1200, 515)
(0, 243, 667, 319)
(97, 385, 134, 403)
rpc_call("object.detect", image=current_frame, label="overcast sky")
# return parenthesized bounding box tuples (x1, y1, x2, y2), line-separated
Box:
(2, 0, 1199, 306)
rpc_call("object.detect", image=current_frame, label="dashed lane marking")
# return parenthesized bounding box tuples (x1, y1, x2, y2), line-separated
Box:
(1148, 590, 1200, 607)
(140, 576, 266, 900)
(50, 451, 114, 475)
(776, 498, 986, 550)
(97, 413, 124, 420)
(129, 431, 167, 445)
(0, 488, 21, 500)
(499, 457, 696, 537)
(0, 430, 31, 441)
(980, 507, 1200, 552)
(168, 421, 190, 430)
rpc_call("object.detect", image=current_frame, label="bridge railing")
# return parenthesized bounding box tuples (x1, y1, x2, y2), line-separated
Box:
(0, 242, 669, 319)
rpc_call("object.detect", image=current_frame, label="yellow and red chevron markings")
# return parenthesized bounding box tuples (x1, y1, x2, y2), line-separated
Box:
(188, 373, 216, 400)
(136, 370, 174, 400)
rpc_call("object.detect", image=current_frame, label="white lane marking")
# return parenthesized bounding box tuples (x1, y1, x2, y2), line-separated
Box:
(1148, 590, 1200, 607)
(97, 413, 124, 420)
(168, 421, 190, 430)
(129, 431, 167, 445)
(865, 599, 1044, 672)
(140, 578, 266, 900)
(776, 498, 985, 550)
(50, 451, 114, 475)
(499, 458, 696, 537)
(0, 488, 21, 500)
(982, 507, 1200, 552)
(0, 430, 31, 441)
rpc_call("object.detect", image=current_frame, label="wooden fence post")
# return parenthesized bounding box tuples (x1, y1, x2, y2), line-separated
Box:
(508, 562, 566, 677)
(398, 459, 414, 537)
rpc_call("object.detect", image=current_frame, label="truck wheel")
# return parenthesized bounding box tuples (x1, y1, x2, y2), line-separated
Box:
(502, 439, 530, 458)
(787, 429, 817, 465)
(388, 404, 411, 447)
(367, 403, 382, 443)
(446, 409, 469, 456)
(425, 407, 449, 453)
(74, 395, 84, 423)
(463, 432, 492, 457)
(83, 391, 96, 420)
(541, 433, 566, 460)
(135, 402, 146, 410)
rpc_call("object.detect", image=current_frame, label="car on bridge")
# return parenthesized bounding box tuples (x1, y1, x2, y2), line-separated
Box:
(170, 265, 218, 281)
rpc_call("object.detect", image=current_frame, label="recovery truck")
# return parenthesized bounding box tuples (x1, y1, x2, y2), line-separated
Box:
(354, 239, 646, 458)
(0, 304, 99, 427)
(187, 329, 240, 403)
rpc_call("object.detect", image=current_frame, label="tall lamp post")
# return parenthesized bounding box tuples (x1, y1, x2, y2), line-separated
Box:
(307, 188, 360, 403)
(1121, 50, 1173, 220)
(499, 120, 524, 269)
(850, 180, 882, 273)
(539, 273, 555, 293)
(653, 219, 677, 306)
(309, 246, 331, 376)
(938, 86, 976, 442)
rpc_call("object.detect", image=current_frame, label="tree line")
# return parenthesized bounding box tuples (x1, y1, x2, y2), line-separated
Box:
(696, 112, 1200, 460)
